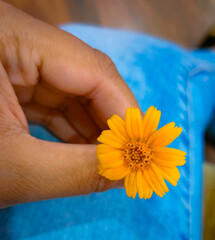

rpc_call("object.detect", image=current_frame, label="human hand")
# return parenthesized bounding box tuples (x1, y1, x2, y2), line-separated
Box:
(0, 2, 138, 207)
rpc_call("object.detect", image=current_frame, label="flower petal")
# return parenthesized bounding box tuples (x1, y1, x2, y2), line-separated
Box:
(96, 144, 118, 154)
(147, 122, 174, 145)
(124, 174, 131, 197)
(107, 114, 128, 142)
(124, 170, 137, 198)
(142, 106, 154, 136)
(135, 108, 144, 140)
(150, 162, 169, 192)
(137, 169, 153, 199)
(152, 147, 186, 157)
(99, 164, 130, 180)
(144, 167, 165, 197)
(126, 107, 144, 140)
(151, 110, 161, 133)
(97, 130, 125, 148)
(147, 122, 182, 147)
(125, 107, 135, 139)
(152, 147, 186, 166)
(125, 107, 143, 140)
(155, 164, 180, 186)
(131, 173, 138, 199)
(147, 167, 166, 195)
(152, 155, 186, 167)
(168, 167, 180, 180)
(97, 150, 125, 168)
(142, 106, 161, 140)
(146, 188, 153, 199)
(131, 107, 139, 139)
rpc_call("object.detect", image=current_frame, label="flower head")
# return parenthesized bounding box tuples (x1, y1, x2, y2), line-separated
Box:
(96, 106, 186, 199)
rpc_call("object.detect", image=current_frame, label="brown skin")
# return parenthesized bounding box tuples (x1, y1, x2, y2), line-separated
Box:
(0, 1, 139, 207)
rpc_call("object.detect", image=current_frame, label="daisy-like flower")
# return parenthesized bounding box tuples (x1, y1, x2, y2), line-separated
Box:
(96, 106, 186, 199)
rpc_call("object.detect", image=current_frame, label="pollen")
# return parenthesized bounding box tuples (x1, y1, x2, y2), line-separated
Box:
(124, 141, 152, 168)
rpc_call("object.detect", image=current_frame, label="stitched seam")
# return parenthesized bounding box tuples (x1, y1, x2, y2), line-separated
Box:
(186, 62, 215, 240)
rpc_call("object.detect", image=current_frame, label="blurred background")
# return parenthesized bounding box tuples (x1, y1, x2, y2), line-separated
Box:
(2, 0, 215, 239)
(3, 0, 215, 48)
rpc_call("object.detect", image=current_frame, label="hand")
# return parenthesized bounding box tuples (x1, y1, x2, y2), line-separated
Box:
(0, 2, 138, 207)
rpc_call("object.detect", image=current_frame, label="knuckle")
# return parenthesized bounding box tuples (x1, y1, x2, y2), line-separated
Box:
(0, 112, 26, 140)
(94, 174, 113, 193)
(92, 49, 117, 77)
(0, 120, 24, 140)
(94, 49, 112, 65)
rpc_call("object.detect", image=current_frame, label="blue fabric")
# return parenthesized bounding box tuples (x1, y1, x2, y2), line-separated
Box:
(0, 24, 215, 240)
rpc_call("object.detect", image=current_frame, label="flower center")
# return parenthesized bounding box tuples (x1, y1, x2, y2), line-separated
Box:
(124, 141, 152, 168)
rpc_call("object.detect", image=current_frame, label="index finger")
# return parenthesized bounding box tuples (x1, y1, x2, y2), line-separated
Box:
(34, 25, 139, 121)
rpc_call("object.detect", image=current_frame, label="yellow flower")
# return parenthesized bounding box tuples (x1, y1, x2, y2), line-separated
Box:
(96, 106, 186, 199)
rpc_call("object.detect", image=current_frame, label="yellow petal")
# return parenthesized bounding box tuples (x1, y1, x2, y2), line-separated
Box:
(150, 162, 169, 192)
(131, 107, 139, 139)
(107, 115, 128, 142)
(131, 173, 137, 199)
(142, 106, 161, 140)
(147, 122, 182, 147)
(153, 156, 186, 167)
(135, 108, 144, 140)
(96, 144, 117, 154)
(129, 171, 136, 198)
(155, 164, 180, 186)
(146, 187, 153, 199)
(154, 154, 186, 162)
(124, 174, 131, 197)
(160, 166, 180, 181)
(97, 130, 125, 149)
(97, 150, 125, 168)
(142, 106, 154, 136)
(144, 168, 164, 197)
(125, 107, 144, 140)
(136, 170, 144, 198)
(124, 171, 137, 198)
(147, 167, 166, 195)
(150, 110, 161, 134)
(125, 107, 133, 139)
(137, 169, 153, 199)
(147, 122, 175, 144)
(152, 147, 186, 157)
(99, 164, 130, 180)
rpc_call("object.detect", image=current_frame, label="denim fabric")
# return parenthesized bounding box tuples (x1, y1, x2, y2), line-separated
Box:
(192, 51, 215, 143)
(0, 24, 215, 240)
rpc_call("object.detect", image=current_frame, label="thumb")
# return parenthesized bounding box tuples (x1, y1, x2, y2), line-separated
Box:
(2, 134, 122, 207)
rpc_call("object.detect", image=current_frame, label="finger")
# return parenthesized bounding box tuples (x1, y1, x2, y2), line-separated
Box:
(39, 36, 139, 122)
(23, 17, 139, 121)
(22, 103, 87, 143)
(60, 98, 101, 143)
(13, 85, 34, 104)
(0, 134, 123, 207)
(1, 2, 139, 127)
(31, 82, 100, 143)
(32, 82, 65, 109)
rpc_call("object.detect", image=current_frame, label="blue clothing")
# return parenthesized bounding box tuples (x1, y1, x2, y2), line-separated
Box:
(0, 24, 215, 240)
